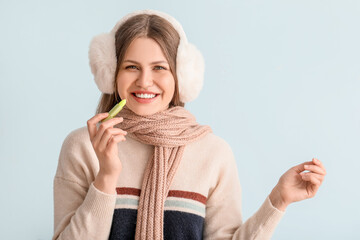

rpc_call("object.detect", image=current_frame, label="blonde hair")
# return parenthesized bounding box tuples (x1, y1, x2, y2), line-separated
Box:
(95, 14, 183, 114)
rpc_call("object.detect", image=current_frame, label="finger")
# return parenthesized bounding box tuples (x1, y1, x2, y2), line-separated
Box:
(300, 172, 322, 185)
(312, 158, 326, 175)
(106, 134, 127, 153)
(292, 161, 315, 173)
(87, 113, 109, 140)
(98, 128, 127, 152)
(98, 117, 124, 133)
(97, 117, 124, 140)
(92, 117, 124, 147)
(305, 172, 325, 183)
(304, 164, 326, 176)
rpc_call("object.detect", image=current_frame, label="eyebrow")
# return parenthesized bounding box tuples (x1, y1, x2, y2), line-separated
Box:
(123, 59, 169, 65)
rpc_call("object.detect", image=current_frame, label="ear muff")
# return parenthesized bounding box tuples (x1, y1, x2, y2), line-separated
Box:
(88, 9, 205, 103)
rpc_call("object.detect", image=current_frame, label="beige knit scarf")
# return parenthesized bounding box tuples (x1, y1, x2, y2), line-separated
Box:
(117, 106, 212, 239)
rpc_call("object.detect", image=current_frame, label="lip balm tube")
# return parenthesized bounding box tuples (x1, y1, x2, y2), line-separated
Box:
(100, 99, 126, 123)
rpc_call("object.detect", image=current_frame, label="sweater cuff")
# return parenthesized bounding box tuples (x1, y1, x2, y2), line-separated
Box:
(255, 196, 285, 235)
(81, 182, 117, 220)
(261, 195, 285, 220)
(266, 195, 286, 214)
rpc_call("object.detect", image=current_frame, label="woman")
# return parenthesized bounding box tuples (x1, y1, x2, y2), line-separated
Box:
(53, 9, 326, 240)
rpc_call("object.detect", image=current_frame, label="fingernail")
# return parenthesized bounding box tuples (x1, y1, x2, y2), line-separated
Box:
(304, 165, 309, 169)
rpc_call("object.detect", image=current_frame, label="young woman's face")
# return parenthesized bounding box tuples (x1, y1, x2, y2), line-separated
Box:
(116, 37, 175, 116)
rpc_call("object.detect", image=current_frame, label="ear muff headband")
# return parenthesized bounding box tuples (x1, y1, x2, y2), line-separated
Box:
(88, 9, 204, 103)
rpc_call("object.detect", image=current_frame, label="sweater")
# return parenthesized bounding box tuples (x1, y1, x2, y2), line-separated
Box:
(53, 126, 284, 240)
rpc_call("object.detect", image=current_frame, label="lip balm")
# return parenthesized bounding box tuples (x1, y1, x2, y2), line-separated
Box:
(101, 99, 126, 123)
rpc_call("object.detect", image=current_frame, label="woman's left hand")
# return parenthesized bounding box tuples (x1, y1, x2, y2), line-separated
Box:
(269, 158, 326, 211)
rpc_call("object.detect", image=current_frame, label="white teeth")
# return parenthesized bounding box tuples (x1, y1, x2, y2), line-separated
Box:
(135, 93, 156, 99)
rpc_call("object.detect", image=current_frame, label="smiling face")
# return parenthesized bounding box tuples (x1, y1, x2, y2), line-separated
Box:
(116, 37, 175, 116)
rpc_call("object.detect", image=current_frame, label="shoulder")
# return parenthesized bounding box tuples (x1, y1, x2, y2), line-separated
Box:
(186, 132, 236, 167)
(182, 132, 240, 196)
(190, 132, 234, 156)
(58, 126, 94, 159)
(56, 126, 97, 185)
(61, 126, 90, 148)
(59, 126, 94, 163)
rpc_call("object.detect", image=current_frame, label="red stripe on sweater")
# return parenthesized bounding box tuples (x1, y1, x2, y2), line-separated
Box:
(168, 190, 207, 205)
(116, 187, 207, 204)
(116, 187, 141, 196)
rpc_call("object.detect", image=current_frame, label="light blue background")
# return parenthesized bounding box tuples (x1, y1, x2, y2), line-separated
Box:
(1, 0, 359, 239)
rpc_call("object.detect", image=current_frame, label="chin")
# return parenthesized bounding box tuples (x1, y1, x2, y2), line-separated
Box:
(130, 106, 161, 116)
(129, 103, 170, 116)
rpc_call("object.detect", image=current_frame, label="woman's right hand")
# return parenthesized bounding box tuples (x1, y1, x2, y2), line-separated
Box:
(87, 113, 127, 194)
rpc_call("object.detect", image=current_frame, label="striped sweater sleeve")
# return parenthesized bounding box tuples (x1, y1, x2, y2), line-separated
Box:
(52, 128, 116, 240)
(203, 139, 284, 239)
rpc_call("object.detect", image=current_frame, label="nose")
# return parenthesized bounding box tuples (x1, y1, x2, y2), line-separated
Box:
(135, 69, 153, 88)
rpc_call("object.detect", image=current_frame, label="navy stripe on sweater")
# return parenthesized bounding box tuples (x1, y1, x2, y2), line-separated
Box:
(109, 187, 206, 239)
(108, 209, 204, 240)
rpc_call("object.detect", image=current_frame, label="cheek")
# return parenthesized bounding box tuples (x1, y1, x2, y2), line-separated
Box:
(157, 73, 175, 96)
(116, 73, 133, 96)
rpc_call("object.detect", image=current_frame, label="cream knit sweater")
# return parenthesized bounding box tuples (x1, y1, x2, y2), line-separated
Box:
(53, 126, 284, 239)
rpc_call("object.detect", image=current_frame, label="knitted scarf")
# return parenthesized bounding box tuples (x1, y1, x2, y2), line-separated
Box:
(116, 106, 212, 239)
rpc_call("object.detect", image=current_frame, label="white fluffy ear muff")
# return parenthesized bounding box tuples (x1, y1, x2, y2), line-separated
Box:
(88, 33, 117, 94)
(88, 9, 205, 103)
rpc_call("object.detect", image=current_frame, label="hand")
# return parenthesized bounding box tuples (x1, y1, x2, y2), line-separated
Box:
(87, 113, 127, 193)
(269, 158, 326, 211)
